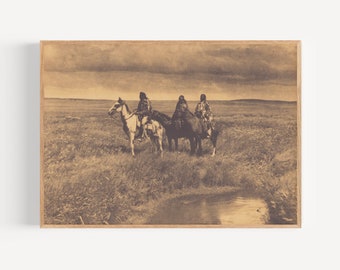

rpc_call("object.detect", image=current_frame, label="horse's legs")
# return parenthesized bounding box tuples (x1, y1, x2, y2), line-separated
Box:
(211, 147, 216, 157)
(211, 130, 218, 157)
(150, 137, 155, 153)
(158, 136, 163, 158)
(197, 137, 202, 156)
(189, 137, 196, 155)
(130, 133, 135, 157)
(168, 136, 173, 151)
(174, 138, 178, 152)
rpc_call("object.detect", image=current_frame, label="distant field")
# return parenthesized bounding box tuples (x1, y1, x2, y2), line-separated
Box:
(42, 98, 298, 225)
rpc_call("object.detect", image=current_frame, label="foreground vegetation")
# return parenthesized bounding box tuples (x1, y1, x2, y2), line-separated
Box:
(43, 99, 298, 225)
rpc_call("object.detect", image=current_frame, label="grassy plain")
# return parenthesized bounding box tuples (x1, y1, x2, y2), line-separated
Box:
(42, 98, 298, 225)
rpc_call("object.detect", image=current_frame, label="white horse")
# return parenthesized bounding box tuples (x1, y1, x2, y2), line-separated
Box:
(143, 118, 166, 157)
(108, 98, 165, 157)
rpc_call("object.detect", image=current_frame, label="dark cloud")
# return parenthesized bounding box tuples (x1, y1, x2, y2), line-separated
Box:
(205, 44, 297, 81)
(206, 44, 296, 63)
(43, 42, 297, 83)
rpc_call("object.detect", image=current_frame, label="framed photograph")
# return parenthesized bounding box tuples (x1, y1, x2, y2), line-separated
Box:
(40, 40, 300, 227)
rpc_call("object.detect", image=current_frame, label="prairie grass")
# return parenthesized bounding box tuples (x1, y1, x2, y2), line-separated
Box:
(43, 99, 298, 225)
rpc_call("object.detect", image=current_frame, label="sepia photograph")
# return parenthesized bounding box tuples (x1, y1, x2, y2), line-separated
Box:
(40, 40, 300, 227)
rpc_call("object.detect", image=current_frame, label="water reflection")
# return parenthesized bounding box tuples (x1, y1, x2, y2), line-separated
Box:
(147, 192, 269, 225)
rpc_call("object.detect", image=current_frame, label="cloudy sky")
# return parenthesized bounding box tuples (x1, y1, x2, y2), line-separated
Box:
(42, 41, 298, 101)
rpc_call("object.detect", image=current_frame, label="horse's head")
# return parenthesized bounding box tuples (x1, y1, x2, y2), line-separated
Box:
(108, 98, 124, 115)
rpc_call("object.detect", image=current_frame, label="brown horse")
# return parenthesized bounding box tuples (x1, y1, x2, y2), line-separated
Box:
(151, 110, 218, 156)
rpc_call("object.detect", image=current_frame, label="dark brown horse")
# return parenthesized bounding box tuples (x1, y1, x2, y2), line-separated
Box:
(151, 110, 218, 156)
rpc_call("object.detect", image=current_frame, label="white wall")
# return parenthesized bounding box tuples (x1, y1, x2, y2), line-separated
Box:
(0, 1, 338, 269)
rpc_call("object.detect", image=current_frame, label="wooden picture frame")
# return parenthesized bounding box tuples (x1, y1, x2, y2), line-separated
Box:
(40, 40, 301, 228)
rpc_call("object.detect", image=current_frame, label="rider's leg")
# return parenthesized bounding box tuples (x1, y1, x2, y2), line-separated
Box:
(207, 115, 214, 138)
(139, 116, 151, 140)
(207, 127, 212, 138)
(136, 115, 144, 140)
(201, 117, 210, 138)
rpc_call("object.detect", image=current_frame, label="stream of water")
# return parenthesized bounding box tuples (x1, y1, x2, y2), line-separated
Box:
(148, 191, 269, 225)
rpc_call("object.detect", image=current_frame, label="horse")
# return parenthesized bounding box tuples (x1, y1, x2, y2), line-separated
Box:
(188, 116, 219, 157)
(143, 118, 166, 157)
(108, 98, 165, 157)
(151, 110, 218, 156)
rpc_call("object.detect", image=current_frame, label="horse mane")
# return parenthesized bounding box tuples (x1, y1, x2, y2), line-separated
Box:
(151, 110, 172, 127)
(123, 102, 132, 114)
(118, 99, 131, 114)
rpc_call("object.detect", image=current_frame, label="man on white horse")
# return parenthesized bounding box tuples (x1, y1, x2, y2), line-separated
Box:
(108, 97, 165, 157)
(135, 91, 152, 140)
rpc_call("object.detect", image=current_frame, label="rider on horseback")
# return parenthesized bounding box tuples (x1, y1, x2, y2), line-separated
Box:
(172, 95, 189, 129)
(195, 93, 214, 138)
(174, 95, 188, 115)
(135, 91, 152, 139)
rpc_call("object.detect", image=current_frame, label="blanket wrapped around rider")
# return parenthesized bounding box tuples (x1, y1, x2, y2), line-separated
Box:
(136, 92, 152, 120)
(194, 94, 214, 137)
(172, 95, 194, 129)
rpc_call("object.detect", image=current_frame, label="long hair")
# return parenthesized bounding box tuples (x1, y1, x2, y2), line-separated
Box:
(140, 92, 147, 100)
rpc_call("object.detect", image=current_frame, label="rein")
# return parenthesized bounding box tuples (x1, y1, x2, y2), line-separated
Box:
(123, 112, 136, 120)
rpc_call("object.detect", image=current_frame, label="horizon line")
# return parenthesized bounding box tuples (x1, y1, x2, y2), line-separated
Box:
(43, 97, 297, 103)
